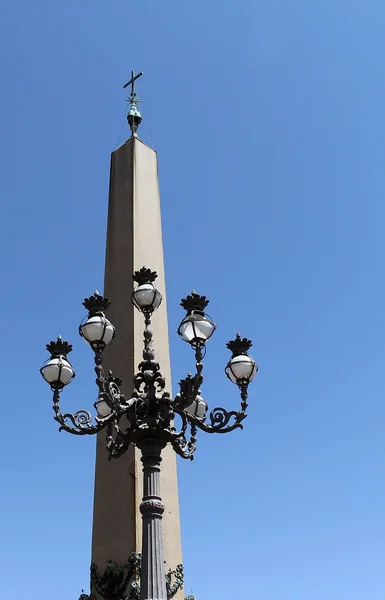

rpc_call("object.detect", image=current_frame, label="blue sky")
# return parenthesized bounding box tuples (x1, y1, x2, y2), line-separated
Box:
(1, 0, 385, 598)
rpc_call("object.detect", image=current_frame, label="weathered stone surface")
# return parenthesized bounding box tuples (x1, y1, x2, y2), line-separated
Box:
(91, 139, 183, 599)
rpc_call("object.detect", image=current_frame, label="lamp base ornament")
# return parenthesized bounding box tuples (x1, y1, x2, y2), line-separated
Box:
(78, 555, 185, 600)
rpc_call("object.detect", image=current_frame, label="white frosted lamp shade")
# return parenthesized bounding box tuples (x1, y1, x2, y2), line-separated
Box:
(185, 395, 207, 419)
(132, 283, 162, 312)
(96, 399, 112, 418)
(41, 356, 75, 387)
(80, 315, 115, 348)
(178, 313, 215, 347)
(226, 354, 257, 384)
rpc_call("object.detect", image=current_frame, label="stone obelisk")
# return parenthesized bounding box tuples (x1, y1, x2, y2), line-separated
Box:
(90, 72, 183, 598)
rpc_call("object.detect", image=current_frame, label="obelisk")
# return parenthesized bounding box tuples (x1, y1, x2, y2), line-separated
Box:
(90, 72, 183, 598)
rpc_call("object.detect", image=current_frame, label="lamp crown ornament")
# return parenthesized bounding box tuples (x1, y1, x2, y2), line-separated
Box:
(46, 335, 73, 358)
(133, 267, 158, 285)
(82, 291, 111, 315)
(180, 291, 209, 314)
(226, 333, 253, 356)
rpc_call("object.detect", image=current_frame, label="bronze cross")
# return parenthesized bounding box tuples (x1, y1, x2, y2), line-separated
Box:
(123, 70, 143, 98)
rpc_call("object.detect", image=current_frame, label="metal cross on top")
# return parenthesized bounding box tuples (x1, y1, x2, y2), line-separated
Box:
(123, 70, 143, 100)
(123, 70, 143, 138)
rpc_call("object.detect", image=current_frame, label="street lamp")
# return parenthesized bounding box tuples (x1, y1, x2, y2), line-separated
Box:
(40, 266, 258, 600)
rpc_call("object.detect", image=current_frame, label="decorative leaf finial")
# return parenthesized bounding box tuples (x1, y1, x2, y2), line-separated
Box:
(82, 292, 111, 315)
(133, 267, 158, 285)
(226, 333, 253, 356)
(46, 336, 73, 358)
(180, 292, 209, 314)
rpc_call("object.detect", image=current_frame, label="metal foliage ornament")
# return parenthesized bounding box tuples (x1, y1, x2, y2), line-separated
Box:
(78, 554, 141, 600)
(165, 563, 184, 599)
(78, 555, 184, 600)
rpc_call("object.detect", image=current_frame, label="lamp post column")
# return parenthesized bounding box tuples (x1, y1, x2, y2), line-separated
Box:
(138, 438, 168, 600)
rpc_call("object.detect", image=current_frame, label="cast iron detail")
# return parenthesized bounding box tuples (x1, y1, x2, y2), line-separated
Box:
(78, 556, 184, 600)
(226, 333, 253, 356)
(78, 554, 141, 600)
(46, 336, 72, 358)
(133, 267, 158, 285)
(180, 292, 209, 314)
(83, 292, 111, 315)
(46, 269, 254, 461)
(165, 564, 184, 599)
(140, 499, 165, 515)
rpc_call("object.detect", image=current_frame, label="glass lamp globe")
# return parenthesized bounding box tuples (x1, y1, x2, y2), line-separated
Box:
(95, 399, 112, 418)
(185, 395, 207, 419)
(40, 356, 75, 388)
(226, 354, 257, 385)
(80, 315, 115, 349)
(132, 283, 162, 313)
(178, 313, 216, 347)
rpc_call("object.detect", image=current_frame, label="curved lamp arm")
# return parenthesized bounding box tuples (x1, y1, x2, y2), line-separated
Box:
(179, 383, 249, 435)
(51, 346, 134, 436)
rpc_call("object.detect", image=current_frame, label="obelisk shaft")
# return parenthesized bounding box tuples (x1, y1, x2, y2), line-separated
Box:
(91, 138, 183, 597)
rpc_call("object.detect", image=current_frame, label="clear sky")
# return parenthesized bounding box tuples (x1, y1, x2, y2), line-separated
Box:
(1, 0, 385, 598)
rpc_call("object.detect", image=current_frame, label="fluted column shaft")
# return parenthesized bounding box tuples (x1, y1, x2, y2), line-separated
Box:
(138, 437, 167, 600)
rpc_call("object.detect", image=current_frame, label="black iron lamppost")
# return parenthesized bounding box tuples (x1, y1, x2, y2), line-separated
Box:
(40, 266, 258, 600)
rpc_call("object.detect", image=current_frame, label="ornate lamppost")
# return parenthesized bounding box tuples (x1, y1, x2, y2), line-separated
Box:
(40, 267, 258, 600)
